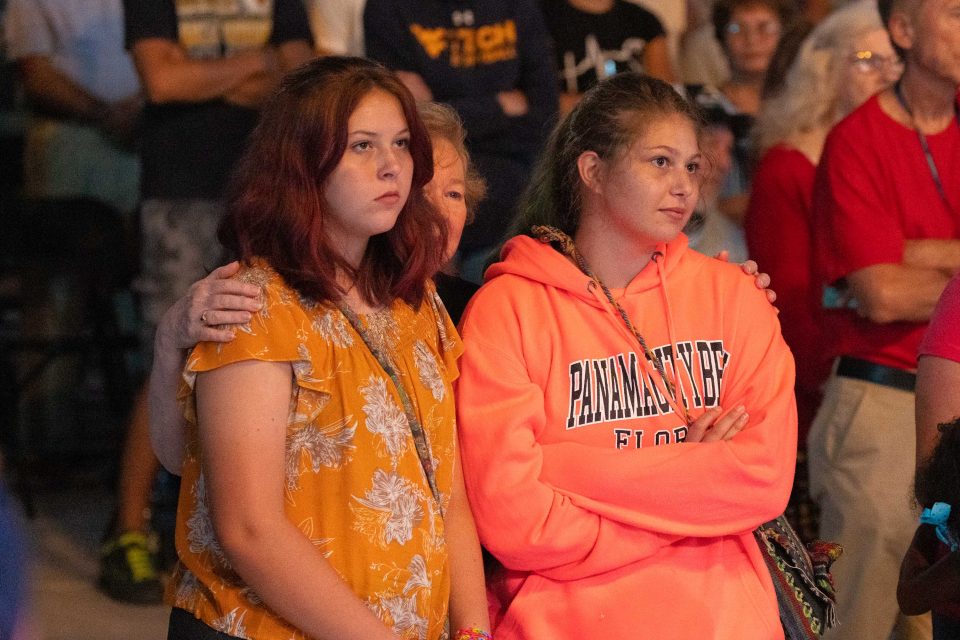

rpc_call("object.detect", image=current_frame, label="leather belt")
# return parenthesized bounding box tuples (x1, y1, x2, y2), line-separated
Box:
(836, 356, 916, 392)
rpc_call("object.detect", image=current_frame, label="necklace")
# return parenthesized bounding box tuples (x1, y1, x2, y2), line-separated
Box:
(532, 225, 692, 426)
(893, 80, 959, 215)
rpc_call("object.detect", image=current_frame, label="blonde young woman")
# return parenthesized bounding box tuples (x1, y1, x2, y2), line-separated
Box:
(456, 72, 796, 639)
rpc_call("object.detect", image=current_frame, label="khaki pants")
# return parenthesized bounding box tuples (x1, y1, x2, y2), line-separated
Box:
(807, 371, 931, 640)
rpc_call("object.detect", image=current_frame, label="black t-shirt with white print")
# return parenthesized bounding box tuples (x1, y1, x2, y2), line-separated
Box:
(541, 0, 664, 94)
(123, 0, 313, 200)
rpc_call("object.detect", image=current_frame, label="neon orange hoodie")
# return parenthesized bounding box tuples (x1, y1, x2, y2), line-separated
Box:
(456, 234, 795, 639)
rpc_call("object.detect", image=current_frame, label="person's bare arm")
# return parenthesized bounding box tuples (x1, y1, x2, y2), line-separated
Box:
(803, 0, 833, 23)
(642, 36, 677, 84)
(915, 355, 960, 465)
(198, 360, 398, 639)
(718, 193, 749, 225)
(223, 40, 314, 108)
(18, 55, 108, 122)
(149, 262, 261, 474)
(19, 55, 144, 147)
(846, 263, 951, 324)
(130, 37, 275, 104)
(898, 525, 960, 616)
(277, 40, 315, 71)
(904, 239, 960, 277)
(446, 450, 491, 634)
(496, 89, 529, 117)
(395, 70, 433, 101)
(558, 92, 581, 118)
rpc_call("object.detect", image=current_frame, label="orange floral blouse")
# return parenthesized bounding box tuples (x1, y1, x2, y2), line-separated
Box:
(168, 262, 463, 640)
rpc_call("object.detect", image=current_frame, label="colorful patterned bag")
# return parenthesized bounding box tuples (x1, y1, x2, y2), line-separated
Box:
(755, 515, 843, 639)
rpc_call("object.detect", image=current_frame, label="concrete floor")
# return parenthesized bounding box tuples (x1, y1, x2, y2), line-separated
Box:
(19, 485, 168, 640)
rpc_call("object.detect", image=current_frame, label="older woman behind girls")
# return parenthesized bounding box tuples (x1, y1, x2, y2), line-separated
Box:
(455, 72, 796, 638)
(744, 0, 901, 537)
(159, 57, 489, 640)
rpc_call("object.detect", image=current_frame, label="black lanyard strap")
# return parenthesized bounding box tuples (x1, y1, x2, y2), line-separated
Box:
(893, 80, 959, 215)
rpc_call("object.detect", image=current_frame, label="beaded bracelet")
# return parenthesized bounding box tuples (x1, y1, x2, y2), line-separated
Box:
(453, 627, 492, 640)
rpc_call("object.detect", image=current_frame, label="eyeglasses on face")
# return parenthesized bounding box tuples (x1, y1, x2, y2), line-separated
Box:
(725, 20, 781, 38)
(849, 50, 904, 75)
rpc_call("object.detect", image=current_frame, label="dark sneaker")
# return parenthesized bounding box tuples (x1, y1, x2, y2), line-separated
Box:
(98, 531, 163, 604)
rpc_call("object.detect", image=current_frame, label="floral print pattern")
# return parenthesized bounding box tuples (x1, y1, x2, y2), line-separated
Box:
(352, 469, 426, 547)
(171, 262, 461, 640)
(414, 341, 445, 402)
(362, 375, 411, 463)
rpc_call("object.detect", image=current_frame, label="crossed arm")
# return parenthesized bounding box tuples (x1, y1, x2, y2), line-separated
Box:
(130, 37, 312, 108)
(846, 239, 960, 325)
(455, 277, 793, 580)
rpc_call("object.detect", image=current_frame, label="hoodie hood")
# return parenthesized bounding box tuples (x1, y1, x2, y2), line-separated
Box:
(485, 232, 692, 307)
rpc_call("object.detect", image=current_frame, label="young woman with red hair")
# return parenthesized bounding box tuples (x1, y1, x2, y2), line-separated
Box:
(161, 56, 489, 640)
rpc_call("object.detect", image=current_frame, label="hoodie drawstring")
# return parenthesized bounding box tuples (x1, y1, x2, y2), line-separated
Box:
(653, 250, 693, 427)
(533, 225, 692, 426)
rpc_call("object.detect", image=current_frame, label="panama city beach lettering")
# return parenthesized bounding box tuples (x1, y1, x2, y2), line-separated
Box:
(566, 340, 729, 449)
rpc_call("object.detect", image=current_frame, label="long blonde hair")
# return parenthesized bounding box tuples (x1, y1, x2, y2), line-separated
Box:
(752, 0, 884, 155)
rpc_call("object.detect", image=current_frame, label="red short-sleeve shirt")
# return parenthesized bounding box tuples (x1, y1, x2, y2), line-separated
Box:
(813, 94, 960, 370)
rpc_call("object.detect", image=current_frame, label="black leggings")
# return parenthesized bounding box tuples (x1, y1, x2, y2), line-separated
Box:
(168, 608, 243, 640)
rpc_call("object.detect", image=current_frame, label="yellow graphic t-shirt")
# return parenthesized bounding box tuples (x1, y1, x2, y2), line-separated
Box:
(175, 0, 274, 59)
(168, 262, 462, 640)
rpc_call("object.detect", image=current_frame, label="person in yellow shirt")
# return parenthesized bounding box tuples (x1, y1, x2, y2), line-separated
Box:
(159, 56, 489, 640)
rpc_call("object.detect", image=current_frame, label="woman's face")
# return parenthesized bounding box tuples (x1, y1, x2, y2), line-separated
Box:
(323, 89, 413, 265)
(723, 4, 782, 77)
(837, 28, 902, 118)
(590, 113, 701, 250)
(424, 136, 468, 262)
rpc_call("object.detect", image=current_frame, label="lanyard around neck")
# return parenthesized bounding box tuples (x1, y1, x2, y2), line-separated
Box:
(893, 81, 959, 215)
(532, 225, 693, 427)
(337, 303, 444, 513)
